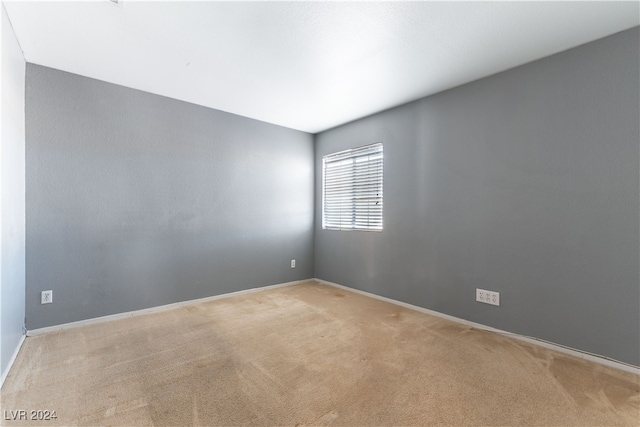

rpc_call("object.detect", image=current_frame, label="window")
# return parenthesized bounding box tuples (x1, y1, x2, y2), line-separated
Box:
(322, 142, 383, 231)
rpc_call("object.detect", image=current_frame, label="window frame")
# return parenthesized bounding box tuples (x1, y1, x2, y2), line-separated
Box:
(322, 142, 383, 232)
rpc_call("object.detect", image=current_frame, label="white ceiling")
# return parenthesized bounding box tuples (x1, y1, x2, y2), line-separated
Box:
(4, 1, 639, 133)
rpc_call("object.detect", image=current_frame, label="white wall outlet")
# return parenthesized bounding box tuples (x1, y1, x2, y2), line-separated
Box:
(290, 259, 296, 268)
(41, 290, 53, 304)
(476, 288, 500, 306)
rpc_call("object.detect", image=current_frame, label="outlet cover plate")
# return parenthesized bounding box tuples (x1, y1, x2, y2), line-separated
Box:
(41, 290, 53, 304)
(476, 288, 500, 306)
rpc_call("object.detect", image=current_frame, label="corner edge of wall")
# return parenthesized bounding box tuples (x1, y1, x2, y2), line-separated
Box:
(0, 333, 26, 389)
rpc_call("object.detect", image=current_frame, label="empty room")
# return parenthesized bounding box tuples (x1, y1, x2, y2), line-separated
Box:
(1, 1, 639, 426)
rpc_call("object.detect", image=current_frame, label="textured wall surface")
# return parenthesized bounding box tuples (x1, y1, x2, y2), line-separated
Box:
(26, 65, 314, 330)
(1, 6, 26, 383)
(314, 28, 640, 366)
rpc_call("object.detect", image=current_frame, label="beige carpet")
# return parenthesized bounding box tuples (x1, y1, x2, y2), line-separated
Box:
(1, 281, 638, 426)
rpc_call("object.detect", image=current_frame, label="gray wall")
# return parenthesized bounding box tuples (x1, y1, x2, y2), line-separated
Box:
(26, 64, 314, 330)
(314, 28, 640, 366)
(1, 5, 26, 385)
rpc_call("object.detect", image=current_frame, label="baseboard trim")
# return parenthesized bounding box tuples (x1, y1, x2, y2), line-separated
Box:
(27, 279, 311, 337)
(314, 278, 640, 376)
(1, 333, 26, 389)
(25, 277, 639, 375)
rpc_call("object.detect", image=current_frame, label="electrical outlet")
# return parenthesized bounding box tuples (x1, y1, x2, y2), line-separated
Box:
(290, 259, 296, 268)
(41, 290, 53, 304)
(476, 288, 499, 306)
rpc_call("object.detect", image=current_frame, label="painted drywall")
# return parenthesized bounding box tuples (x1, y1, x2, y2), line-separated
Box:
(314, 27, 640, 366)
(26, 65, 314, 330)
(1, 5, 26, 384)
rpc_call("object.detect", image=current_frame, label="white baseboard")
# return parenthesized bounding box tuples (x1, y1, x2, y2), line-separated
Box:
(1, 333, 26, 389)
(314, 278, 640, 376)
(25, 277, 639, 375)
(27, 279, 311, 337)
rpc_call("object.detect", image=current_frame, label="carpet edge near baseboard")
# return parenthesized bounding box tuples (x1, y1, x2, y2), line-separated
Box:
(26, 279, 313, 337)
(25, 277, 639, 376)
(314, 278, 640, 376)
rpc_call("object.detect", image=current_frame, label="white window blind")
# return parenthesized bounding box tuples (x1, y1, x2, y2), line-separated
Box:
(322, 142, 383, 231)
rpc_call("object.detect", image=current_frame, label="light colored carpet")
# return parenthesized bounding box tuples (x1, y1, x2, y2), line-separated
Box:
(1, 281, 638, 426)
